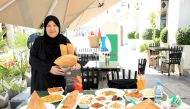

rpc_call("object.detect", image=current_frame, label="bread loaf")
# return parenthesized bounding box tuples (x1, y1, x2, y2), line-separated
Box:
(61, 90, 79, 109)
(54, 54, 78, 68)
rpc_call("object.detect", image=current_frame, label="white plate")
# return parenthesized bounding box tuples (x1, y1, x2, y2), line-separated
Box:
(78, 94, 95, 108)
(41, 95, 65, 103)
(139, 88, 155, 98)
(56, 93, 82, 109)
(20, 103, 55, 109)
(95, 88, 125, 97)
(126, 101, 163, 109)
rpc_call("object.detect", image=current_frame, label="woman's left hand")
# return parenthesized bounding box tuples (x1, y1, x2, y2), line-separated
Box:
(71, 63, 81, 70)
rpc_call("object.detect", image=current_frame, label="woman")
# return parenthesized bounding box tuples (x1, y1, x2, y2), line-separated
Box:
(29, 15, 80, 93)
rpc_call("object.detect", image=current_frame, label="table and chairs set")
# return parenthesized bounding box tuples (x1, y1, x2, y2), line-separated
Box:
(149, 45, 183, 76)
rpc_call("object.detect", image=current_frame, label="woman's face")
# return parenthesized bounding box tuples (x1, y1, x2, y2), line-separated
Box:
(46, 21, 59, 38)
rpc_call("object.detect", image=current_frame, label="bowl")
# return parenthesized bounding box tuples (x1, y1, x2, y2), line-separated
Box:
(89, 101, 106, 109)
(108, 101, 124, 109)
(48, 87, 64, 95)
(78, 95, 94, 108)
(124, 92, 143, 101)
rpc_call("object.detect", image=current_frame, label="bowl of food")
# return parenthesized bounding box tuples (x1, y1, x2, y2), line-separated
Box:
(48, 87, 64, 95)
(124, 92, 143, 101)
(78, 95, 94, 108)
(95, 96, 107, 102)
(108, 101, 124, 109)
(89, 101, 105, 109)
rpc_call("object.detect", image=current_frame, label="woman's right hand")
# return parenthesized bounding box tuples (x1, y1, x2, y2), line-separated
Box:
(50, 66, 65, 76)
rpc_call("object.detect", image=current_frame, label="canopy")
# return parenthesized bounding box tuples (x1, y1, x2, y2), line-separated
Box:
(0, 0, 119, 29)
(68, 0, 119, 30)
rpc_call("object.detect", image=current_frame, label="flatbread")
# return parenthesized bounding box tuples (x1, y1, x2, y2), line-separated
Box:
(126, 99, 161, 109)
(27, 91, 47, 109)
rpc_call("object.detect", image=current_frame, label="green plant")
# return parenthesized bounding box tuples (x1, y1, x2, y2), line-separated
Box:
(150, 12, 156, 39)
(13, 32, 28, 49)
(135, 32, 139, 39)
(176, 25, 190, 45)
(127, 32, 136, 39)
(0, 64, 10, 92)
(153, 38, 160, 47)
(142, 29, 160, 40)
(139, 43, 149, 52)
(0, 30, 7, 51)
(160, 27, 168, 43)
(13, 32, 30, 79)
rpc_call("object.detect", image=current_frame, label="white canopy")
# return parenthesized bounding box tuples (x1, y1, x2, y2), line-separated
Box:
(0, 0, 119, 29)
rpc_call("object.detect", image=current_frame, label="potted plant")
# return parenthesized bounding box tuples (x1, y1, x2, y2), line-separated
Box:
(0, 64, 9, 108)
(160, 27, 168, 47)
(176, 25, 190, 70)
(127, 31, 137, 50)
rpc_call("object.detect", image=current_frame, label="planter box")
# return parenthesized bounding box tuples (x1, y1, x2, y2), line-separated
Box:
(0, 92, 9, 108)
(180, 45, 190, 70)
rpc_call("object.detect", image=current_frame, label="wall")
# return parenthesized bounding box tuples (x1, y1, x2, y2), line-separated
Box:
(178, 0, 190, 28)
(167, 0, 179, 45)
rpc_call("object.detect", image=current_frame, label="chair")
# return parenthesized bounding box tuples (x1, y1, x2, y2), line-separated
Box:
(107, 69, 137, 89)
(138, 58, 147, 75)
(161, 46, 183, 76)
(78, 54, 88, 67)
(81, 67, 99, 90)
(149, 43, 160, 68)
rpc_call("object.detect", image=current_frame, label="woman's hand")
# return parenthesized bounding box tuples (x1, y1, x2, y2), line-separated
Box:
(71, 63, 81, 70)
(50, 66, 65, 76)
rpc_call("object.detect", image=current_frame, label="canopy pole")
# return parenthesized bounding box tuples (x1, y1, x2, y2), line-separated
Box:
(47, 0, 58, 15)
(0, 0, 16, 12)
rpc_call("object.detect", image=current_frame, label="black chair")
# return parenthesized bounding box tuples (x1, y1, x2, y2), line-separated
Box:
(138, 58, 147, 75)
(78, 54, 88, 67)
(81, 67, 99, 90)
(107, 69, 137, 89)
(161, 46, 183, 76)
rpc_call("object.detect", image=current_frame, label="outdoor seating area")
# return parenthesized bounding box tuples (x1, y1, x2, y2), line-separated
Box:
(1, 0, 190, 109)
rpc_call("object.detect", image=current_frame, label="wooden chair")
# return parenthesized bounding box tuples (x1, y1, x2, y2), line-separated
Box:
(149, 43, 160, 68)
(107, 69, 137, 89)
(161, 46, 183, 76)
(138, 58, 147, 75)
(81, 67, 99, 90)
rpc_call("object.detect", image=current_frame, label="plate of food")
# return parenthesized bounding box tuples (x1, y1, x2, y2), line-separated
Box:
(78, 94, 95, 108)
(56, 90, 82, 109)
(124, 92, 143, 101)
(95, 88, 125, 97)
(41, 94, 65, 103)
(139, 88, 155, 98)
(108, 101, 125, 109)
(89, 101, 106, 109)
(48, 87, 64, 95)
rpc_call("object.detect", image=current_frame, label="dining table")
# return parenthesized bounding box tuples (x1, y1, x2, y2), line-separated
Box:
(16, 89, 170, 109)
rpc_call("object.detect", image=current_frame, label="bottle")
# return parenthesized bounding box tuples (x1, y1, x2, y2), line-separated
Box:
(154, 81, 163, 104)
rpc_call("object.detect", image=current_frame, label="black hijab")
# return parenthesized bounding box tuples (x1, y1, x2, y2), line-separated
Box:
(43, 15, 68, 62)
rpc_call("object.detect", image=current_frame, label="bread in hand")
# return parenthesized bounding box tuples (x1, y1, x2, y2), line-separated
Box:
(54, 54, 78, 68)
